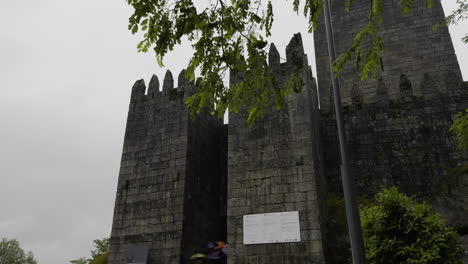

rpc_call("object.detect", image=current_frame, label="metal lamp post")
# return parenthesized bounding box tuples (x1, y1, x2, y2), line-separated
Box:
(322, 0, 367, 263)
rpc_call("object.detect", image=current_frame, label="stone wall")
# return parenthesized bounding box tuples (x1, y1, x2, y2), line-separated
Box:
(181, 89, 227, 260)
(109, 7, 468, 260)
(313, 0, 468, 260)
(320, 74, 468, 225)
(108, 71, 226, 264)
(227, 34, 328, 264)
(319, 78, 468, 263)
(314, 0, 462, 111)
(314, 0, 468, 232)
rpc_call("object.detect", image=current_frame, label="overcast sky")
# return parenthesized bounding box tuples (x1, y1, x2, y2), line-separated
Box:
(0, 1, 466, 264)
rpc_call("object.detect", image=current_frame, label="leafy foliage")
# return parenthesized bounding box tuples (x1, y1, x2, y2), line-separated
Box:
(446, 0, 468, 43)
(0, 238, 37, 264)
(361, 187, 463, 264)
(446, 108, 468, 179)
(450, 109, 468, 151)
(70, 238, 109, 264)
(70, 258, 87, 264)
(128, 0, 286, 123)
(89, 252, 109, 264)
(127, 0, 447, 123)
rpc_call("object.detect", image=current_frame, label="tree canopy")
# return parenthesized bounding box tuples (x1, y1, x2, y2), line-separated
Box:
(70, 238, 109, 264)
(361, 187, 463, 264)
(446, 0, 468, 44)
(126, 0, 466, 123)
(450, 109, 468, 151)
(0, 238, 37, 264)
(448, 108, 468, 178)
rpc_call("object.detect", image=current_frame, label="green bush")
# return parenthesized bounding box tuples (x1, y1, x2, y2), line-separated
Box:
(70, 238, 109, 264)
(361, 187, 463, 264)
(89, 251, 108, 264)
(0, 238, 37, 264)
(447, 109, 468, 180)
(450, 109, 468, 151)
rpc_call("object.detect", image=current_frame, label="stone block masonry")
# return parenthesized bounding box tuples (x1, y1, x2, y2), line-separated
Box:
(313, 3, 468, 256)
(227, 34, 328, 264)
(109, 33, 330, 264)
(314, 0, 468, 228)
(314, 0, 462, 111)
(320, 73, 468, 197)
(108, 71, 226, 264)
(110, 3, 468, 258)
(319, 73, 468, 264)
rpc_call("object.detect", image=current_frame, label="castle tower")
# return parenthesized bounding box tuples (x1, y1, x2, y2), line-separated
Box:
(314, 0, 463, 110)
(108, 72, 227, 264)
(227, 34, 328, 264)
(314, 0, 468, 228)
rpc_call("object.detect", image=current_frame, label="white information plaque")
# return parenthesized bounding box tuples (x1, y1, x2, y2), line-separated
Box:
(243, 211, 301, 244)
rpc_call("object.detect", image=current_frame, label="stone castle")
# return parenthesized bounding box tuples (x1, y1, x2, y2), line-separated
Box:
(108, 0, 467, 263)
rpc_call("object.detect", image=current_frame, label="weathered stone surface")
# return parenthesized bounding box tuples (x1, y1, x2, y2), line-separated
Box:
(163, 70, 174, 90)
(108, 78, 226, 264)
(320, 77, 467, 199)
(314, 1, 468, 260)
(227, 34, 327, 264)
(148, 74, 160, 96)
(131, 79, 146, 101)
(178, 69, 190, 87)
(268, 43, 280, 67)
(319, 76, 468, 264)
(110, 2, 468, 259)
(315, 0, 463, 111)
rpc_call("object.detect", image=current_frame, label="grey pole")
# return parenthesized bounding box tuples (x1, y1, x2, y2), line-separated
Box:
(322, 0, 366, 263)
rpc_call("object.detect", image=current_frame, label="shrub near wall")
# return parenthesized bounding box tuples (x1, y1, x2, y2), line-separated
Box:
(361, 187, 463, 264)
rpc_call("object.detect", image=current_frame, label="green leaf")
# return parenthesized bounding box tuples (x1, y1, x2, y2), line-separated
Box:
(125, 0, 467, 124)
(450, 109, 468, 150)
(361, 187, 463, 264)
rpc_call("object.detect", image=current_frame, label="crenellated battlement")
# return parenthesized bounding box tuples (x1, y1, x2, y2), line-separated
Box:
(110, 2, 468, 261)
(111, 66, 226, 264)
(267, 33, 312, 78)
(227, 33, 327, 264)
(320, 67, 467, 204)
(131, 33, 318, 111)
(130, 69, 196, 104)
(111, 28, 468, 264)
(321, 70, 467, 114)
(314, 0, 463, 115)
(265, 34, 320, 109)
